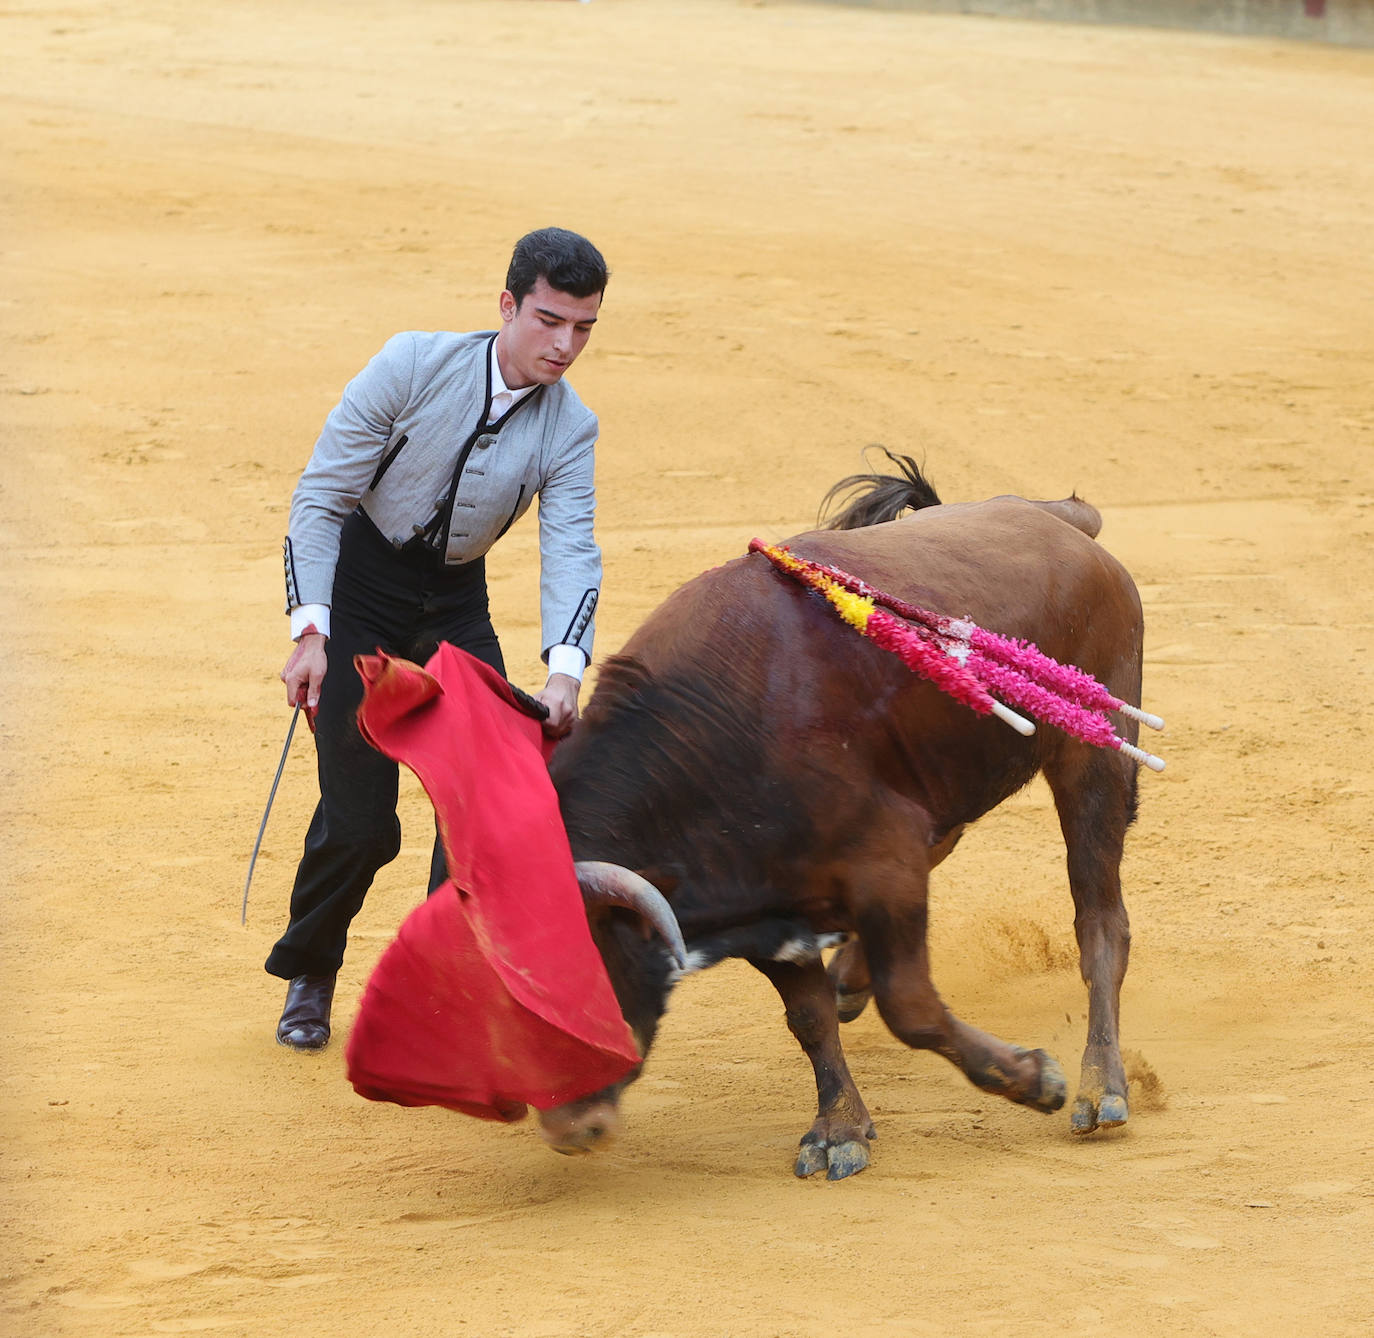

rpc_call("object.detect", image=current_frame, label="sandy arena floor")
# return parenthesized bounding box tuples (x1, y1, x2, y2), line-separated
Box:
(3, 1, 1373, 1334)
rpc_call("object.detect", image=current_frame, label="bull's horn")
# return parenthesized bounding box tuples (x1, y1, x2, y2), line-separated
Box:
(574, 861, 687, 969)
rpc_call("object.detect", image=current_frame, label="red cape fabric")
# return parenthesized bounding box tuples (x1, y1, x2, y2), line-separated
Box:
(343, 644, 640, 1121)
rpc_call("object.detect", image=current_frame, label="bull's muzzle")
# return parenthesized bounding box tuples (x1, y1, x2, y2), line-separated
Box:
(538, 1099, 624, 1156)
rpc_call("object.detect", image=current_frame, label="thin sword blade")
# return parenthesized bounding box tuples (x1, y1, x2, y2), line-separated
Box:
(241, 703, 301, 926)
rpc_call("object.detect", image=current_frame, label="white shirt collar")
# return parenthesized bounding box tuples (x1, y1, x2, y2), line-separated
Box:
(489, 337, 538, 413)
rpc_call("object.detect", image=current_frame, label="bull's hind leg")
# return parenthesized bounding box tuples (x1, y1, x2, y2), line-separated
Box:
(750, 957, 876, 1181)
(1044, 744, 1137, 1134)
(826, 939, 873, 1022)
(854, 854, 1066, 1116)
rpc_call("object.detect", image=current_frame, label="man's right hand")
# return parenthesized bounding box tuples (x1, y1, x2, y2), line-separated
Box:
(282, 631, 328, 713)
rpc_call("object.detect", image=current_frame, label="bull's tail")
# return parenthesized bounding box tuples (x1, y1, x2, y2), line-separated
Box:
(821, 449, 941, 531)
(822, 451, 1102, 540)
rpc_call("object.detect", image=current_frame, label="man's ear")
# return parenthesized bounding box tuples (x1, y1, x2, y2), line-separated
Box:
(499, 289, 518, 323)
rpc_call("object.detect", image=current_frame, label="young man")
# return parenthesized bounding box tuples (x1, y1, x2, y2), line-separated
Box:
(268, 227, 608, 1050)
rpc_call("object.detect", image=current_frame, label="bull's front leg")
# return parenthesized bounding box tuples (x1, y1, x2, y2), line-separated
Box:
(750, 957, 876, 1181)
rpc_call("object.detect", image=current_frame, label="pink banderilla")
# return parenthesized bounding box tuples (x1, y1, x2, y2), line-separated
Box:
(748, 540, 1166, 773)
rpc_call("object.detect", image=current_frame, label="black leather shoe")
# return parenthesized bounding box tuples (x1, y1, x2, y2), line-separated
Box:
(276, 973, 337, 1051)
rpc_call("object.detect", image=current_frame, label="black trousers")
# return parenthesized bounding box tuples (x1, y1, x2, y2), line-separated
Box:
(265, 510, 504, 980)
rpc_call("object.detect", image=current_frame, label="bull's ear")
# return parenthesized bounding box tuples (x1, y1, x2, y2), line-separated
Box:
(574, 862, 686, 968)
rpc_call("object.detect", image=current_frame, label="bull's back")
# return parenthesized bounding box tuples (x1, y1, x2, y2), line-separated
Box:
(803, 498, 1143, 723)
(628, 497, 1140, 680)
(607, 497, 1142, 833)
(803, 498, 1134, 640)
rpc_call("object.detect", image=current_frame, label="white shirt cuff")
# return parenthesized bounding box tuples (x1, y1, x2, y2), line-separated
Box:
(546, 643, 587, 682)
(290, 604, 331, 640)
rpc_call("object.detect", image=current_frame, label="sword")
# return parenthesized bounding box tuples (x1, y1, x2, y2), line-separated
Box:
(241, 702, 303, 926)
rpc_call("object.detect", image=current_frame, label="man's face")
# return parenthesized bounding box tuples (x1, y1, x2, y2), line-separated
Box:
(495, 276, 602, 388)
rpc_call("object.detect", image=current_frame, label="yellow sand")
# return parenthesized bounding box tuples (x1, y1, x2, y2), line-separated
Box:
(3, 2, 1372, 1334)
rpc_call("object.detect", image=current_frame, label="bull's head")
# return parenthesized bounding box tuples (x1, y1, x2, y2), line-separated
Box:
(537, 861, 684, 1156)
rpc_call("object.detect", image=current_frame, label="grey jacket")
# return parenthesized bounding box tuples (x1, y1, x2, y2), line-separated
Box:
(283, 329, 601, 662)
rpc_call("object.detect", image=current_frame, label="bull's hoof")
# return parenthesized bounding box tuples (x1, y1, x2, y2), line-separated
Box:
(824, 1140, 870, 1181)
(1015, 1048, 1068, 1114)
(836, 987, 872, 1024)
(1098, 1093, 1129, 1126)
(794, 1136, 870, 1180)
(1070, 1092, 1129, 1136)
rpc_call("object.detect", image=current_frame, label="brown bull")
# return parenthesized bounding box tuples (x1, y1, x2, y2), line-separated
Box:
(544, 456, 1146, 1179)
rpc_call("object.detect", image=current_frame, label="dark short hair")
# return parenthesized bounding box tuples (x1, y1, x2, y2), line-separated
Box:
(506, 228, 609, 306)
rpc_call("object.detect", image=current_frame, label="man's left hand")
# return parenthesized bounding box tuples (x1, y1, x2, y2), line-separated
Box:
(535, 673, 581, 738)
